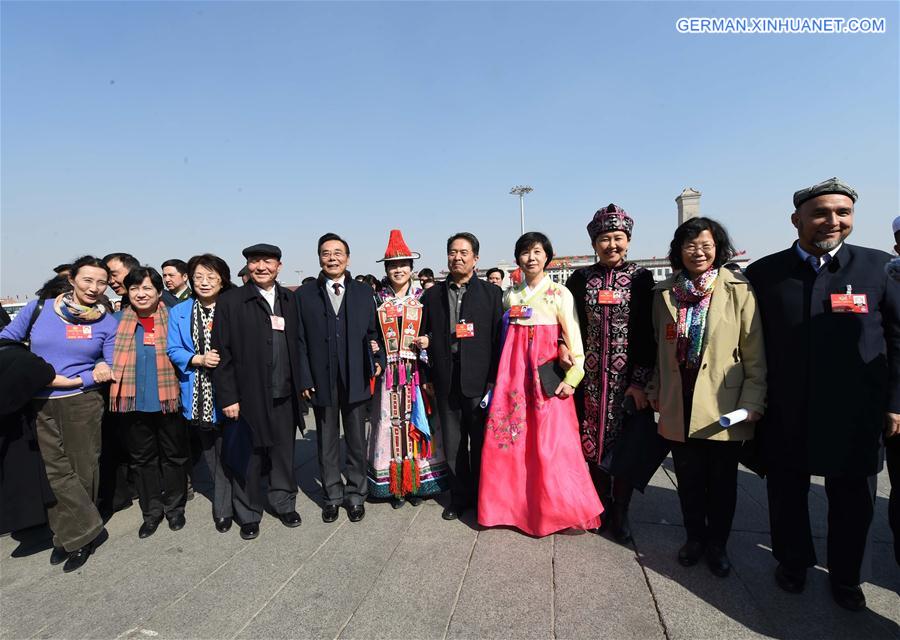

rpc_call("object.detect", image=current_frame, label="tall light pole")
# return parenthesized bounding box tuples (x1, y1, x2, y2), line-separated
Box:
(509, 185, 533, 235)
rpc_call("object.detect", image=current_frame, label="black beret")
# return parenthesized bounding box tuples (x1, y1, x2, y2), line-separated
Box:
(242, 243, 282, 260)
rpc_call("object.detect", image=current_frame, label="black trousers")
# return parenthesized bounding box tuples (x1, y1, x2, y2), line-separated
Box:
(98, 410, 135, 512)
(670, 438, 742, 547)
(121, 411, 189, 524)
(435, 361, 485, 509)
(886, 434, 900, 566)
(197, 424, 233, 519)
(232, 397, 298, 524)
(767, 470, 877, 586)
(313, 380, 367, 507)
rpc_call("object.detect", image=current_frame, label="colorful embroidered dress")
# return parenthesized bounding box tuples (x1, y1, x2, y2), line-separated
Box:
(478, 277, 603, 536)
(366, 286, 448, 498)
(566, 262, 655, 465)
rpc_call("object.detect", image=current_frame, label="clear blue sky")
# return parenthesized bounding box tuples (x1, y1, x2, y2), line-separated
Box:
(2, 1, 898, 298)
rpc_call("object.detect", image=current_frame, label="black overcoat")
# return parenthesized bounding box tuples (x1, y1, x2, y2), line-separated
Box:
(420, 276, 503, 399)
(295, 273, 385, 408)
(745, 243, 900, 476)
(211, 282, 303, 446)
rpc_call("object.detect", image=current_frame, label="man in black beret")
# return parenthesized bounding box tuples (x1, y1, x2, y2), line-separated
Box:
(211, 243, 304, 540)
(746, 178, 900, 611)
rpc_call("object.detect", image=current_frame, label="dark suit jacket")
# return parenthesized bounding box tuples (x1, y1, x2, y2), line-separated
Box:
(420, 276, 503, 399)
(211, 282, 302, 447)
(745, 242, 900, 476)
(295, 273, 385, 408)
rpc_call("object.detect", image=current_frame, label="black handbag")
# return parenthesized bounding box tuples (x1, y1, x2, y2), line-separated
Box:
(604, 398, 671, 492)
(537, 359, 566, 397)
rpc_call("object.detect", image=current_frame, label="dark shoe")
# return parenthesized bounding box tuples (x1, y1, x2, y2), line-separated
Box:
(442, 506, 463, 521)
(391, 497, 406, 509)
(239, 523, 259, 540)
(774, 564, 806, 594)
(610, 507, 633, 544)
(408, 496, 423, 507)
(831, 583, 866, 611)
(138, 518, 162, 539)
(678, 540, 705, 567)
(278, 511, 302, 528)
(62, 529, 107, 573)
(322, 504, 339, 523)
(214, 517, 233, 533)
(348, 504, 365, 523)
(168, 513, 186, 531)
(50, 546, 69, 566)
(705, 545, 731, 577)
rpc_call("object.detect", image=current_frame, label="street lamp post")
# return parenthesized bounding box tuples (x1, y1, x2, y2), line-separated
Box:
(509, 185, 533, 235)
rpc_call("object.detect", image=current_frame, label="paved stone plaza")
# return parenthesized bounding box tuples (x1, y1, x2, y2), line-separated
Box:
(2, 416, 898, 640)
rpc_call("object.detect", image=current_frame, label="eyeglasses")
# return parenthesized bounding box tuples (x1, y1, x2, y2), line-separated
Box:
(320, 251, 346, 259)
(192, 275, 221, 284)
(682, 243, 716, 255)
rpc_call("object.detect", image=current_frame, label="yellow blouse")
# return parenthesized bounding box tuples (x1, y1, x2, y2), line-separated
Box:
(504, 276, 585, 387)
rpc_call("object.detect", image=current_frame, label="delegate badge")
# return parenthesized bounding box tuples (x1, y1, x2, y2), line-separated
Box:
(65, 325, 92, 340)
(270, 315, 286, 331)
(831, 293, 868, 314)
(455, 322, 475, 338)
(509, 305, 533, 319)
(597, 290, 624, 305)
(143, 331, 156, 346)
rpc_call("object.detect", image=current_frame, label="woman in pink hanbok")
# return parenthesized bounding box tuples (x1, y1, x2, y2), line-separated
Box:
(478, 232, 603, 536)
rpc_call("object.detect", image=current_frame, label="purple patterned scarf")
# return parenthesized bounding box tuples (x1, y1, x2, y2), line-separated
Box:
(671, 268, 718, 369)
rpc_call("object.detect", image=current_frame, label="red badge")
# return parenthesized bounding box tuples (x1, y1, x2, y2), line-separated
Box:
(597, 290, 623, 305)
(385, 304, 402, 319)
(830, 293, 868, 314)
(270, 315, 286, 331)
(143, 331, 155, 346)
(66, 325, 92, 340)
(509, 305, 533, 319)
(455, 322, 475, 338)
(665, 323, 676, 342)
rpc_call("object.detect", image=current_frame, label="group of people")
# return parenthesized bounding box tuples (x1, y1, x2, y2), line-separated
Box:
(0, 177, 897, 614)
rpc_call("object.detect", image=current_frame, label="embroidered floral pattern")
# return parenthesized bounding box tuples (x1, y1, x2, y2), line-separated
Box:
(487, 390, 527, 449)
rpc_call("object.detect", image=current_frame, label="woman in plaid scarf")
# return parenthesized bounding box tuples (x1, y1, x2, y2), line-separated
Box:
(109, 266, 189, 539)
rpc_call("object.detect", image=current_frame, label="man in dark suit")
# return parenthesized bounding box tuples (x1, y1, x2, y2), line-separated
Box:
(211, 243, 303, 540)
(745, 178, 900, 611)
(418, 232, 503, 521)
(296, 233, 385, 524)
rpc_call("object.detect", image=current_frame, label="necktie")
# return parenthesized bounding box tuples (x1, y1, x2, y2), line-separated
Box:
(332, 282, 342, 296)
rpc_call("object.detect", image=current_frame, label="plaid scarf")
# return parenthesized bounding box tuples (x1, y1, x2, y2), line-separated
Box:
(110, 305, 180, 413)
(671, 268, 718, 370)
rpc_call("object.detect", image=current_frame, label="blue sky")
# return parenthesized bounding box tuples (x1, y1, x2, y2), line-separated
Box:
(2, 1, 897, 297)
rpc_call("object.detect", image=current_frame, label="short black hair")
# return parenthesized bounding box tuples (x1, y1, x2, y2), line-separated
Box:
(53, 263, 73, 275)
(187, 254, 234, 296)
(667, 217, 736, 272)
(302, 276, 316, 285)
(161, 258, 188, 275)
(514, 232, 554, 268)
(417, 268, 434, 279)
(124, 266, 164, 293)
(318, 233, 350, 255)
(70, 255, 111, 279)
(485, 267, 505, 280)
(36, 275, 72, 300)
(103, 252, 140, 271)
(447, 232, 480, 256)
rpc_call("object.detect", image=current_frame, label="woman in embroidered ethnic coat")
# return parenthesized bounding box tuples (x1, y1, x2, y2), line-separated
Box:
(478, 232, 603, 537)
(566, 204, 655, 543)
(366, 230, 448, 507)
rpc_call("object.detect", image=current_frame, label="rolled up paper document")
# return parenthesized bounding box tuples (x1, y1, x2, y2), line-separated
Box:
(480, 389, 493, 410)
(719, 408, 749, 428)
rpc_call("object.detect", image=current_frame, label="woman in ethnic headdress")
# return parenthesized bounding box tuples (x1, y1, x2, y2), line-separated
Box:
(366, 229, 448, 508)
(565, 204, 656, 543)
(478, 232, 603, 537)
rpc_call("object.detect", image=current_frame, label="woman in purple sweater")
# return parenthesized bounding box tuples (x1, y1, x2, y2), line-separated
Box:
(0, 255, 118, 573)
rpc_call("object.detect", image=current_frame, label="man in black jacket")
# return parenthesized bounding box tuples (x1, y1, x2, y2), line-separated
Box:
(296, 233, 385, 524)
(419, 232, 503, 520)
(746, 178, 900, 611)
(212, 243, 303, 540)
